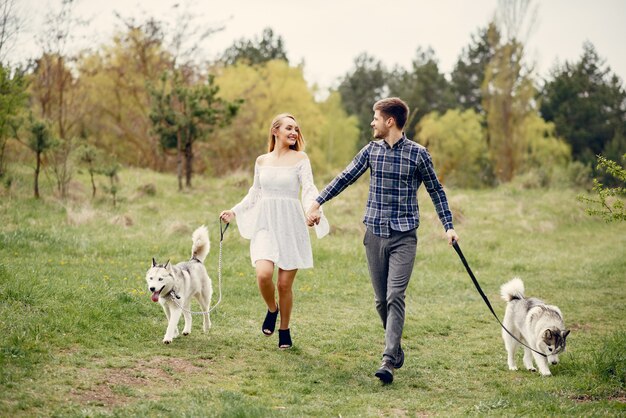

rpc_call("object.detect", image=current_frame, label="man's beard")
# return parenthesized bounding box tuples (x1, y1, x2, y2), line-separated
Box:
(373, 127, 387, 139)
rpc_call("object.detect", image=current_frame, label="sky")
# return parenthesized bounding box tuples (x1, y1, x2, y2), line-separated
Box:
(9, 0, 626, 93)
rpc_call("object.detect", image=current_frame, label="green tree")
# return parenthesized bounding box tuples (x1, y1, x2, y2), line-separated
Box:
(76, 143, 102, 198)
(78, 19, 172, 170)
(149, 69, 240, 190)
(211, 60, 323, 173)
(99, 161, 121, 207)
(212, 60, 357, 176)
(337, 53, 387, 148)
(450, 23, 496, 115)
(0, 63, 27, 177)
(417, 109, 491, 188)
(312, 91, 360, 172)
(27, 118, 57, 199)
(520, 113, 571, 176)
(577, 154, 626, 222)
(221, 27, 288, 66)
(540, 42, 626, 167)
(482, 0, 537, 183)
(388, 47, 455, 139)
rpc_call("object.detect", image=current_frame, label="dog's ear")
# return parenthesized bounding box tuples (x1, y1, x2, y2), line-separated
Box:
(152, 258, 157, 267)
(544, 329, 553, 339)
(562, 329, 570, 339)
(164, 259, 171, 270)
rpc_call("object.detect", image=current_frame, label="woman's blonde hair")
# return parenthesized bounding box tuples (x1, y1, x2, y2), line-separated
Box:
(267, 113, 305, 152)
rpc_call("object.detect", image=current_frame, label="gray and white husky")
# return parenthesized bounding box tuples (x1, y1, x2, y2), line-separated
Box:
(145, 225, 213, 344)
(500, 278, 570, 376)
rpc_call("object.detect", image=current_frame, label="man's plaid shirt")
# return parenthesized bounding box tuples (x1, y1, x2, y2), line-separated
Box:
(316, 135, 454, 238)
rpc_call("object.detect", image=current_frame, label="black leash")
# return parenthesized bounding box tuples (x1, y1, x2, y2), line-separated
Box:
(220, 219, 229, 242)
(452, 241, 547, 358)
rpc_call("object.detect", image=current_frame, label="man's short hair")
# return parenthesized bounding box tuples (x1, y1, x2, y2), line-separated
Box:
(373, 97, 409, 130)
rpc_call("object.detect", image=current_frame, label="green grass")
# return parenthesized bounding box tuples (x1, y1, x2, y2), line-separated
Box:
(0, 165, 625, 417)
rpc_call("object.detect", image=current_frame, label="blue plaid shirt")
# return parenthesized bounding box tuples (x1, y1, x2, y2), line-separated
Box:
(316, 136, 454, 238)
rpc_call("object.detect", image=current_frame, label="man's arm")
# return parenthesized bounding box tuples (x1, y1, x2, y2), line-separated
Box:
(418, 148, 459, 245)
(306, 144, 371, 225)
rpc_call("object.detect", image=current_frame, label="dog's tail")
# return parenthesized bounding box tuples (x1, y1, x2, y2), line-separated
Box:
(500, 277, 525, 301)
(191, 225, 210, 263)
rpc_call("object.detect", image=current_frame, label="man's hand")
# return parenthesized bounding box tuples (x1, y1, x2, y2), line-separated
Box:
(446, 228, 459, 246)
(306, 202, 321, 227)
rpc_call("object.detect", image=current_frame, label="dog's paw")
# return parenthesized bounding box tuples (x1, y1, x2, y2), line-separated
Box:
(527, 367, 537, 372)
(163, 337, 173, 344)
(508, 366, 518, 371)
(183, 331, 190, 336)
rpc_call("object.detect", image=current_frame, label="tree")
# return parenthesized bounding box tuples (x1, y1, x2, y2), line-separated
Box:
(0, 0, 23, 62)
(577, 154, 626, 222)
(482, 0, 537, 183)
(100, 161, 120, 207)
(417, 109, 491, 188)
(519, 113, 571, 175)
(540, 42, 626, 167)
(0, 63, 27, 176)
(211, 59, 354, 175)
(221, 27, 288, 66)
(149, 68, 240, 189)
(312, 91, 360, 172)
(450, 23, 496, 115)
(337, 53, 387, 148)
(388, 47, 455, 139)
(29, 0, 89, 198)
(78, 18, 172, 170)
(27, 118, 57, 199)
(76, 143, 101, 198)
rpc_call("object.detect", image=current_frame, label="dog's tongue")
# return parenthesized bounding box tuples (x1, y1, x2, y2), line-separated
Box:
(151, 291, 160, 302)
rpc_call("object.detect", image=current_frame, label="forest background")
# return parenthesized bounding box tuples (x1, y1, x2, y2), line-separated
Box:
(0, 0, 625, 415)
(1, 0, 625, 197)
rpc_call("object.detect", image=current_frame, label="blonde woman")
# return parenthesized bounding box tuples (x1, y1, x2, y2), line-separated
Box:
(220, 113, 328, 349)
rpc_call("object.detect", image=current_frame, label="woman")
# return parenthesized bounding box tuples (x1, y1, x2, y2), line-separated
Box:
(220, 113, 328, 349)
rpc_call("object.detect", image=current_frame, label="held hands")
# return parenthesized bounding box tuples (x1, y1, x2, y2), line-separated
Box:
(446, 228, 459, 246)
(306, 202, 321, 227)
(220, 210, 235, 224)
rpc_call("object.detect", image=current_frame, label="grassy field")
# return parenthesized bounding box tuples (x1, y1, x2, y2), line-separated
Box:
(0, 165, 624, 417)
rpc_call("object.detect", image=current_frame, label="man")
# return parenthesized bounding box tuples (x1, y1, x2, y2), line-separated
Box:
(307, 97, 459, 384)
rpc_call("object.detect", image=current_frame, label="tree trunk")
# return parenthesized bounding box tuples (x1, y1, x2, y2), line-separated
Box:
(34, 152, 41, 199)
(89, 169, 96, 198)
(176, 130, 183, 191)
(185, 138, 193, 188)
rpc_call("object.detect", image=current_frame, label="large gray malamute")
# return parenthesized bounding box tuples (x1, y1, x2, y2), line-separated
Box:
(500, 278, 570, 376)
(145, 225, 213, 344)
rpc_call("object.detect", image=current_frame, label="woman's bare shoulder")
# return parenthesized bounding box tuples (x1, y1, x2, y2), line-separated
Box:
(256, 153, 271, 166)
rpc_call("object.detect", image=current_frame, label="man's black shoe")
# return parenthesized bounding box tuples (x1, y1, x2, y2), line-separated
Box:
(394, 345, 404, 369)
(374, 361, 394, 384)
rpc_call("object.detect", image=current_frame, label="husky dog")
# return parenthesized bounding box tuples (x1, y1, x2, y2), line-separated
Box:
(500, 278, 570, 376)
(145, 225, 213, 344)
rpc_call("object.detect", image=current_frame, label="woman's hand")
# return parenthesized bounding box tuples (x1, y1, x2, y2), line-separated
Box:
(220, 210, 235, 223)
(306, 203, 321, 227)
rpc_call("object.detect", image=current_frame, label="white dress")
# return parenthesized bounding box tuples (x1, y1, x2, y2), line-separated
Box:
(232, 155, 329, 270)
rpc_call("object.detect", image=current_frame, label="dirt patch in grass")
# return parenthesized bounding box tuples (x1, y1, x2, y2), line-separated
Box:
(569, 394, 626, 404)
(69, 356, 215, 407)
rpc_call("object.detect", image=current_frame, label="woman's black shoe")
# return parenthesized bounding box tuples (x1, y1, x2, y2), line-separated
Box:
(278, 329, 292, 349)
(262, 308, 279, 336)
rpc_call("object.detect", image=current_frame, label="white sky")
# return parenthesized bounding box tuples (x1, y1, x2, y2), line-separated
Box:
(10, 0, 626, 93)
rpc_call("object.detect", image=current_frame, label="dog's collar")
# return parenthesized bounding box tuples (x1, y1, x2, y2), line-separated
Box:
(169, 288, 181, 299)
(190, 257, 201, 263)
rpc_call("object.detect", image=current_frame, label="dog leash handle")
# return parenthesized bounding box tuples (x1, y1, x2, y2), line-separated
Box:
(452, 241, 547, 358)
(219, 218, 229, 242)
